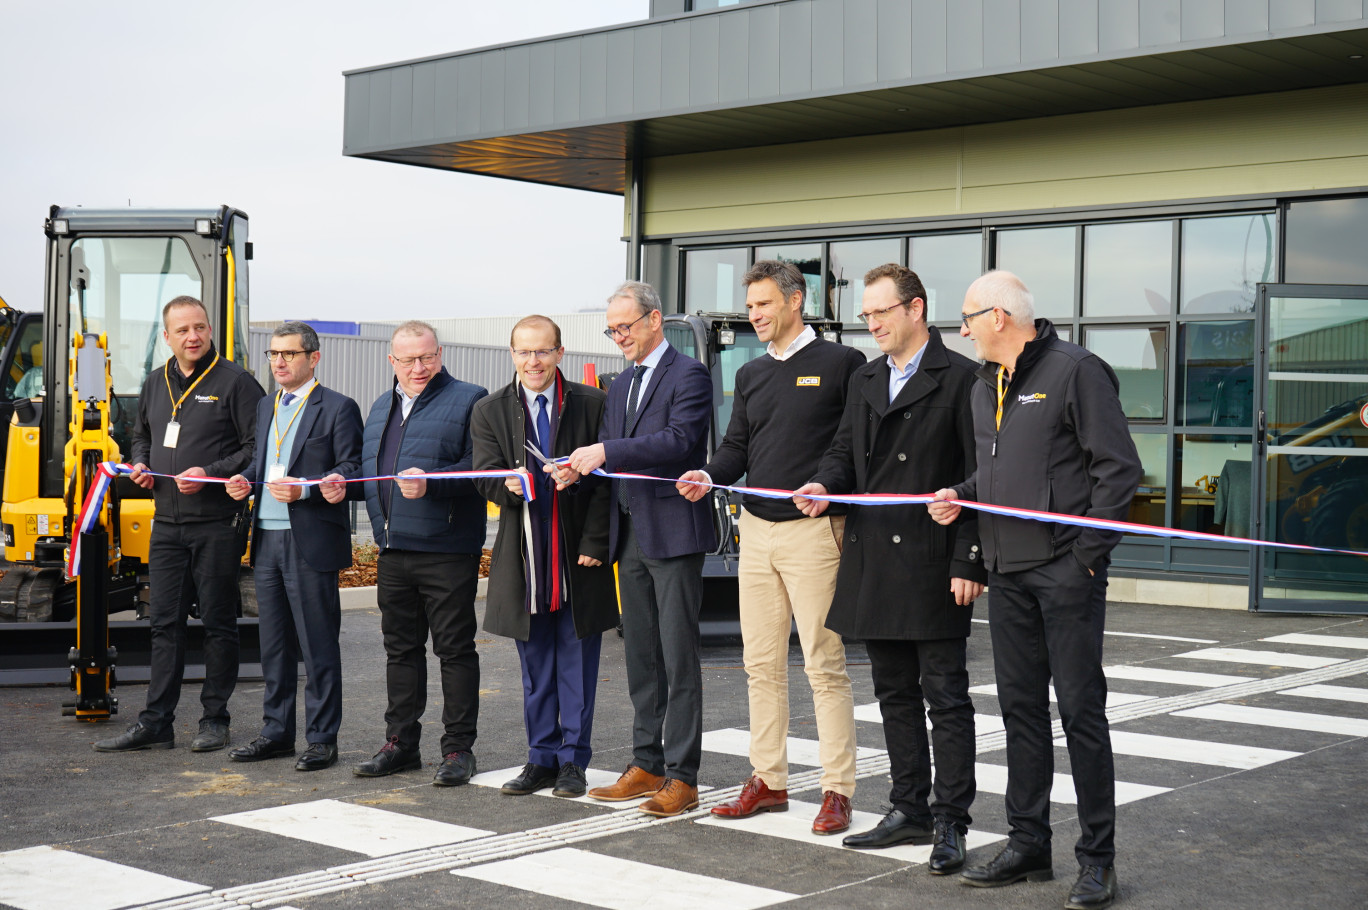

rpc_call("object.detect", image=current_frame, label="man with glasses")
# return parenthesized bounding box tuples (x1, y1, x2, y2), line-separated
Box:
(224, 322, 363, 772)
(793, 263, 985, 874)
(555, 281, 715, 818)
(318, 321, 488, 787)
(930, 271, 1140, 910)
(96, 296, 264, 754)
(470, 315, 617, 799)
(677, 260, 865, 835)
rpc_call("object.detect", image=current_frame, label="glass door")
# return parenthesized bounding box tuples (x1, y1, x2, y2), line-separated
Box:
(1252, 285, 1368, 612)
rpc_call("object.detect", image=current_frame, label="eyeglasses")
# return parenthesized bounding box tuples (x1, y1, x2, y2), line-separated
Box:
(603, 311, 649, 339)
(392, 351, 441, 368)
(265, 349, 309, 362)
(855, 301, 911, 325)
(512, 348, 561, 360)
(961, 306, 1009, 327)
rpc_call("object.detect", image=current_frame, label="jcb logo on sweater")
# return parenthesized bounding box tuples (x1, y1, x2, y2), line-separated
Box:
(796, 377, 821, 387)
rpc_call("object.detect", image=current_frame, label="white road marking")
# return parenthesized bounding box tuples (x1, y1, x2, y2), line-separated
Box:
(702, 728, 885, 766)
(212, 799, 493, 857)
(1174, 703, 1368, 737)
(974, 763, 1171, 805)
(0, 846, 206, 910)
(1173, 648, 1345, 669)
(969, 617, 1216, 644)
(1278, 683, 1368, 704)
(1262, 633, 1368, 651)
(452, 847, 797, 910)
(854, 702, 1006, 734)
(1087, 730, 1300, 769)
(695, 798, 1004, 860)
(1103, 665, 1254, 687)
(969, 683, 1155, 707)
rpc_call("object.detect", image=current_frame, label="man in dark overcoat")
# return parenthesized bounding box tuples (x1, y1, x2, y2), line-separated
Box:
(471, 315, 618, 799)
(795, 263, 986, 875)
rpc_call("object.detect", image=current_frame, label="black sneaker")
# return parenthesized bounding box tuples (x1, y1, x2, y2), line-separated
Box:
(353, 737, 422, 777)
(552, 762, 588, 798)
(190, 721, 230, 753)
(501, 762, 559, 795)
(93, 722, 174, 753)
(433, 750, 476, 787)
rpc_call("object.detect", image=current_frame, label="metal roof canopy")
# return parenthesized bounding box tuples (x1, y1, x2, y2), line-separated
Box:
(342, 0, 1368, 195)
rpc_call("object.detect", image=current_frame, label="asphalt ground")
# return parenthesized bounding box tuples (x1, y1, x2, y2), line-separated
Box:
(2, 590, 1367, 910)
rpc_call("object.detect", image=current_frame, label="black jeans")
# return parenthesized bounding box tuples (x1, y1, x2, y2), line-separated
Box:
(139, 517, 242, 734)
(865, 637, 976, 826)
(988, 552, 1114, 866)
(377, 549, 481, 756)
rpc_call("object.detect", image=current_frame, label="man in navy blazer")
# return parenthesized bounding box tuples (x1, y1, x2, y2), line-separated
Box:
(559, 280, 715, 818)
(226, 322, 363, 772)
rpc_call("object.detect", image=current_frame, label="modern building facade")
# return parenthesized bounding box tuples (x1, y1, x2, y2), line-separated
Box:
(343, 1, 1368, 612)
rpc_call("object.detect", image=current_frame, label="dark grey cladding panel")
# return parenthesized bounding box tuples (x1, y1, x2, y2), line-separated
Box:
(342, 0, 1368, 165)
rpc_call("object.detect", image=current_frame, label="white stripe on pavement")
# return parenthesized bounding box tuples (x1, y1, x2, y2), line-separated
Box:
(1278, 683, 1368, 704)
(1173, 648, 1345, 669)
(212, 799, 493, 857)
(1261, 633, 1368, 651)
(969, 683, 1155, 708)
(1173, 703, 1368, 737)
(702, 728, 885, 766)
(0, 846, 207, 910)
(452, 847, 798, 910)
(853, 702, 1006, 734)
(1103, 666, 1254, 687)
(1085, 730, 1300, 769)
(973, 763, 1170, 805)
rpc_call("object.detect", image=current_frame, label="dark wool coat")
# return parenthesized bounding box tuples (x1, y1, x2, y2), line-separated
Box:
(809, 327, 986, 641)
(471, 375, 618, 642)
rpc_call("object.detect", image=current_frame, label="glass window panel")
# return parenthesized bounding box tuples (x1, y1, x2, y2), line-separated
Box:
(755, 243, 824, 318)
(842, 331, 882, 362)
(994, 227, 1075, 319)
(1177, 320, 1255, 426)
(1128, 432, 1169, 528)
(1180, 214, 1273, 314)
(828, 238, 902, 325)
(939, 329, 981, 363)
(1285, 197, 1368, 285)
(1083, 221, 1173, 317)
(685, 248, 748, 315)
(1055, 325, 1072, 343)
(1176, 434, 1252, 535)
(1083, 326, 1167, 420)
(909, 233, 982, 323)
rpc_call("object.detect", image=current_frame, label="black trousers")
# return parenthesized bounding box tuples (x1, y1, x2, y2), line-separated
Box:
(988, 552, 1115, 866)
(377, 549, 481, 756)
(139, 517, 241, 734)
(865, 637, 975, 826)
(254, 528, 343, 745)
(615, 513, 705, 786)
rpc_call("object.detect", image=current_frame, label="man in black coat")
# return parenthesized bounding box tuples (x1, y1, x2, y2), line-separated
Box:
(224, 321, 363, 772)
(470, 315, 617, 799)
(931, 270, 1141, 910)
(795, 264, 985, 875)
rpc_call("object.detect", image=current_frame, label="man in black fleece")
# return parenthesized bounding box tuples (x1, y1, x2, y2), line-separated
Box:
(931, 270, 1141, 910)
(96, 295, 264, 754)
(678, 260, 865, 835)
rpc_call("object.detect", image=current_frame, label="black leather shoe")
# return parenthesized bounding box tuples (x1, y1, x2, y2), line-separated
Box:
(433, 750, 476, 787)
(552, 762, 588, 798)
(229, 736, 295, 762)
(191, 721, 230, 752)
(841, 809, 934, 849)
(1065, 865, 1117, 909)
(961, 845, 1053, 887)
(295, 743, 338, 772)
(93, 722, 173, 752)
(501, 762, 558, 795)
(353, 737, 422, 777)
(928, 817, 968, 874)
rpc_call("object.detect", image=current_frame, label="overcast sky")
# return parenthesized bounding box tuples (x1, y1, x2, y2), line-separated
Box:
(0, 1, 647, 324)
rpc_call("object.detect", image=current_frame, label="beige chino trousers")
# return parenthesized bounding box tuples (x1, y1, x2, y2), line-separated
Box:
(738, 510, 857, 796)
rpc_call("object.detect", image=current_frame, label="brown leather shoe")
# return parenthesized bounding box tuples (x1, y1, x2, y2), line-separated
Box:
(710, 775, 788, 819)
(587, 765, 665, 802)
(812, 790, 852, 835)
(638, 779, 700, 817)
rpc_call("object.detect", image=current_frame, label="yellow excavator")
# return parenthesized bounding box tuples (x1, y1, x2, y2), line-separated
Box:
(0, 205, 259, 718)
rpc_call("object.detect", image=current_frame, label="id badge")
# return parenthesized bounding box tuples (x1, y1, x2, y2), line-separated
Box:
(266, 463, 287, 482)
(163, 420, 181, 449)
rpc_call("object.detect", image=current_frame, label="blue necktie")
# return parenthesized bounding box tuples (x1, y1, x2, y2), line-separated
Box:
(281, 391, 295, 406)
(535, 394, 552, 460)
